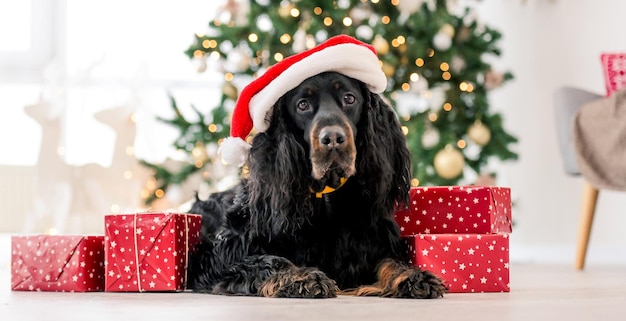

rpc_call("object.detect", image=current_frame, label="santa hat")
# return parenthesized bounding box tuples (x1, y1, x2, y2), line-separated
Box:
(219, 34, 387, 166)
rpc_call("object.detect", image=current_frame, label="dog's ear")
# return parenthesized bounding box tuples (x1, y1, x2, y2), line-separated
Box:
(357, 89, 412, 212)
(246, 97, 313, 236)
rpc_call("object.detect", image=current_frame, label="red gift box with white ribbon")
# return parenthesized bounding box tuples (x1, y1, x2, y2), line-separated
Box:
(394, 186, 512, 236)
(104, 212, 202, 292)
(11, 235, 105, 292)
(405, 233, 510, 293)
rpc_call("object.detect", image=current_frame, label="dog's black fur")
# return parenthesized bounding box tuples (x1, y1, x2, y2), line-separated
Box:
(188, 72, 447, 298)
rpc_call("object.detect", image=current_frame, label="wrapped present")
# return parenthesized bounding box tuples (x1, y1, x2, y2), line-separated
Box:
(104, 212, 202, 292)
(601, 53, 626, 96)
(11, 235, 105, 292)
(394, 186, 512, 236)
(405, 233, 510, 293)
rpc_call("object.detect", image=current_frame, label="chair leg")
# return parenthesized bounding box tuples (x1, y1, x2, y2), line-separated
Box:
(574, 181, 599, 270)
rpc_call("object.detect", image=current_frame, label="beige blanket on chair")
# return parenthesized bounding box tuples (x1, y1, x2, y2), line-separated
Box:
(573, 88, 626, 191)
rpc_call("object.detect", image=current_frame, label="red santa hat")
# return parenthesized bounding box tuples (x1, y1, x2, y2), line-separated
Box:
(219, 34, 387, 166)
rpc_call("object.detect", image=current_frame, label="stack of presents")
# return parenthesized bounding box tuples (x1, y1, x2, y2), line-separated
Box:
(11, 186, 512, 294)
(394, 186, 512, 293)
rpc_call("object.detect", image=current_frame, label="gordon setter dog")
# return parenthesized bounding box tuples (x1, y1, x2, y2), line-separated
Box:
(188, 72, 447, 298)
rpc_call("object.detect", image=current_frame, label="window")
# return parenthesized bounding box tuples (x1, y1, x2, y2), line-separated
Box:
(0, 0, 54, 82)
(0, 1, 221, 166)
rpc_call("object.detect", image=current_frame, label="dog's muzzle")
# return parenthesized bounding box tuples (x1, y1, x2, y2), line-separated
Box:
(309, 118, 357, 181)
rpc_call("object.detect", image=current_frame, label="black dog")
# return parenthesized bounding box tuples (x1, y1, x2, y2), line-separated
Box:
(188, 72, 446, 298)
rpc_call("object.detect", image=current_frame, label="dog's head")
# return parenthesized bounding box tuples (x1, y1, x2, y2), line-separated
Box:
(280, 72, 362, 188)
(245, 70, 411, 234)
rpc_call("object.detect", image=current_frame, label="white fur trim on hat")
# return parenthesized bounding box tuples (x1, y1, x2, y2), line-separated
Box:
(218, 137, 251, 167)
(249, 43, 387, 132)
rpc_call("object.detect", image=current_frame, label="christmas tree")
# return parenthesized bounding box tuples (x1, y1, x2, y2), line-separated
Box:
(142, 0, 517, 205)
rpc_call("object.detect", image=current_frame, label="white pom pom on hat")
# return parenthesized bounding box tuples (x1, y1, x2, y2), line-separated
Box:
(219, 34, 388, 166)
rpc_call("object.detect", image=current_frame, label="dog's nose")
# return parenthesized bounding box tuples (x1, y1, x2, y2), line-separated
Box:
(319, 126, 346, 149)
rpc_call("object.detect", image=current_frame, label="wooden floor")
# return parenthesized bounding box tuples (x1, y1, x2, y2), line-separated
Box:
(1, 263, 625, 320)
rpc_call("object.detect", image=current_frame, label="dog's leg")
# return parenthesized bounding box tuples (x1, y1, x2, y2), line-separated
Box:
(258, 265, 338, 298)
(212, 255, 338, 298)
(353, 259, 447, 299)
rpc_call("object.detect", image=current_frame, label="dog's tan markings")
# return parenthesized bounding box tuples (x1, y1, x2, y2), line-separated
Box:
(258, 267, 338, 298)
(342, 259, 447, 299)
(344, 125, 356, 174)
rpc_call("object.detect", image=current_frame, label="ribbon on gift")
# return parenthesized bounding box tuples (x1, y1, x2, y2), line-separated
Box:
(132, 212, 143, 292)
(131, 211, 193, 292)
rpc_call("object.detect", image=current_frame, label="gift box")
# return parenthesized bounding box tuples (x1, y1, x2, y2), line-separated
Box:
(11, 235, 105, 292)
(104, 212, 202, 292)
(394, 186, 512, 236)
(405, 233, 510, 293)
(601, 53, 626, 96)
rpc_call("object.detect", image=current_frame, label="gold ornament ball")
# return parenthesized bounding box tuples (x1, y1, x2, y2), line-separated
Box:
(222, 81, 238, 100)
(372, 35, 389, 55)
(434, 146, 465, 179)
(467, 120, 491, 146)
(381, 62, 396, 77)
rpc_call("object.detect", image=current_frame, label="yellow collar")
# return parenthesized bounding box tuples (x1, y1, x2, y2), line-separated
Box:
(312, 177, 348, 198)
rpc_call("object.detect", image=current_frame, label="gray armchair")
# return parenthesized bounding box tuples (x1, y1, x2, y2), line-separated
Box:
(553, 86, 603, 270)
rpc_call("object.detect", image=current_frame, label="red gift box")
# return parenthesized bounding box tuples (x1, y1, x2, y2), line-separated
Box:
(405, 233, 510, 293)
(601, 53, 626, 96)
(394, 186, 512, 236)
(11, 235, 105, 292)
(104, 212, 202, 292)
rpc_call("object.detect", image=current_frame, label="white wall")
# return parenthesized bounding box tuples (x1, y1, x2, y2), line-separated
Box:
(478, 0, 626, 264)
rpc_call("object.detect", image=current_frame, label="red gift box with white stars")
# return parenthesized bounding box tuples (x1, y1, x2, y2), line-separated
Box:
(404, 233, 510, 293)
(104, 212, 201, 292)
(11, 235, 105, 292)
(394, 186, 512, 236)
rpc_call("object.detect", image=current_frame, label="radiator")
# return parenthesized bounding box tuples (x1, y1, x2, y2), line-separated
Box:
(0, 165, 34, 233)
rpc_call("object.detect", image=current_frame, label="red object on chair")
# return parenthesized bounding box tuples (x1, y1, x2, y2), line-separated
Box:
(601, 53, 626, 96)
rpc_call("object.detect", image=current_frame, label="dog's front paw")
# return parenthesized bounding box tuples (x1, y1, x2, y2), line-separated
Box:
(392, 268, 448, 299)
(373, 259, 447, 299)
(259, 267, 338, 298)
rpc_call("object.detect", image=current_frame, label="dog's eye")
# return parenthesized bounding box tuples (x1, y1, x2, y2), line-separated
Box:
(297, 99, 311, 111)
(343, 93, 356, 105)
